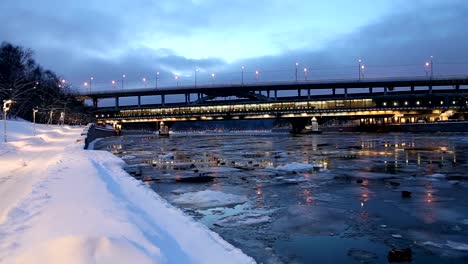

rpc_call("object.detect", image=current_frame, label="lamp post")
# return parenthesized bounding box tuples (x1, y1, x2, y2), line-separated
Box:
(211, 73, 215, 84)
(295, 62, 299, 82)
(142, 77, 147, 88)
(112, 80, 116, 89)
(430, 56, 434, 78)
(255, 70, 259, 82)
(425, 62, 430, 77)
(358, 59, 362, 80)
(195, 68, 199, 87)
(156, 72, 160, 89)
(90, 77, 94, 91)
(304, 67, 308, 81)
(175, 75, 179, 86)
(3, 99, 13, 143)
(33, 108, 38, 136)
(360, 64, 365, 79)
(122, 74, 126, 89)
(241, 66, 245, 85)
(83, 82, 88, 93)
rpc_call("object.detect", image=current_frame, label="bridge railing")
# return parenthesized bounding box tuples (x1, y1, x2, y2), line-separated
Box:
(79, 74, 468, 96)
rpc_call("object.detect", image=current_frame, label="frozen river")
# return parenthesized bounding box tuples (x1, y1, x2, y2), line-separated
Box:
(95, 132, 468, 263)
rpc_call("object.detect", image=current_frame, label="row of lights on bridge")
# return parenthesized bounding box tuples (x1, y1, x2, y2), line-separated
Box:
(80, 57, 435, 90)
(382, 99, 457, 107)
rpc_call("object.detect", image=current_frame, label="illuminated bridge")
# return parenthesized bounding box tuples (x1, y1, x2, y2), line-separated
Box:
(79, 76, 468, 132)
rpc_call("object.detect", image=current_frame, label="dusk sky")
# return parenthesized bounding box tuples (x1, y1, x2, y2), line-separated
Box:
(2, 0, 468, 89)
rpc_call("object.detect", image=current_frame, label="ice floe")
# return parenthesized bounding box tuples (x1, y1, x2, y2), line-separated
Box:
(171, 190, 248, 209)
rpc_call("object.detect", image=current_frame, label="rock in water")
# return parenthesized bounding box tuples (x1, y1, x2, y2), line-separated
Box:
(401, 191, 412, 198)
(387, 248, 412, 262)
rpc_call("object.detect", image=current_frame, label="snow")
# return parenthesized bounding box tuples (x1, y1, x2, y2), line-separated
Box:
(0, 120, 255, 264)
(171, 190, 248, 209)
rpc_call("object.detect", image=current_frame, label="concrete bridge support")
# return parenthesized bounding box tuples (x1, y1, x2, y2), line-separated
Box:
(137, 96, 141, 107)
(115, 97, 119, 108)
(289, 117, 309, 134)
(93, 98, 98, 108)
(161, 94, 165, 106)
(274, 90, 278, 100)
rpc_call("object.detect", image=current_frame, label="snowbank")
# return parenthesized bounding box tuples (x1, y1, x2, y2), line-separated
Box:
(0, 120, 255, 264)
(171, 190, 248, 209)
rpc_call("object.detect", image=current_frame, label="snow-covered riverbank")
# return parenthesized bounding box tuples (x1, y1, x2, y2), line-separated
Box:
(0, 120, 255, 264)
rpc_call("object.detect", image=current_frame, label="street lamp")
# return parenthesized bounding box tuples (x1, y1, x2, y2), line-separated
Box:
(83, 81, 88, 92)
(33, 108, 38, 136)
(255, 70, 259, 82)
(295, 62, 299, 82)
(112, 80, 116, 89)
(156, 72, 160, 89)
(90, 77, 94, 91)
(241, 66, 245, 84)
(304, 67, 308, 81)
(211, 73, 216, 84)
(3, 99, 14, 142)
(175, 75, 179, 86)
(142, 77, 147, 88)
(360, 64, 365, 79)
(358, 59, 363, 80)
(425, 62, 430, 77)
(195, 68, 199, 87)
(122, 74, 126, 89)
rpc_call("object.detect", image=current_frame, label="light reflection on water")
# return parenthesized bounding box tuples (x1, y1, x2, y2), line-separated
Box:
(95, 133, 468, 264)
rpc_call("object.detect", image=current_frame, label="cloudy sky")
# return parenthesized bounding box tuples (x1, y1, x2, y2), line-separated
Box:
(2, 0, 468, 90)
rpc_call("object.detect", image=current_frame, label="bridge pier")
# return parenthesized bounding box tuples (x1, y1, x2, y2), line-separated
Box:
(429, 85, 433, 94)
(369, 87, 373, 94)
(456, 84, 460, 91)
(289, 117, 311, 134)
(411, 86, 415, 92)
(115, 97, 119, 108)
(332, 88, 336, 96)
(137, 96, 141, 107)
(344, 87, 348, 98)
(298, 89, 301, 97)
(93, 98, 98, 108)
(384, 87, 387, 96)
(307, 89, 311, 99)
(267, 90, 270, 98)
(274, 90, 278, 100)
(161, 94, 165, 106)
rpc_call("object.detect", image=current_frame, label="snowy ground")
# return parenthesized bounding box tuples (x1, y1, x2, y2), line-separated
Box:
(0, 120, 255, 264)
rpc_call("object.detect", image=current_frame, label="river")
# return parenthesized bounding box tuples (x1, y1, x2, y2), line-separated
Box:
(94, 132, 468, 263)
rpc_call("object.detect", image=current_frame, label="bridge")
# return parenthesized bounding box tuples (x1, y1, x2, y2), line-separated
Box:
(79, 76, 468, 133)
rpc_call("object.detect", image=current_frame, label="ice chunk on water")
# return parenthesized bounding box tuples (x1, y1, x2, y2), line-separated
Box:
(446, 241, 468, 251)
(121, 155, 136, 160)
(215, 213, 271, 227)
(158, 152, 175, 159)
(275, 162, 314, 172)
(171, 190, 247, 209)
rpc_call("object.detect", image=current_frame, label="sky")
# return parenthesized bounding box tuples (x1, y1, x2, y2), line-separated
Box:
(1, 0, 468, 90)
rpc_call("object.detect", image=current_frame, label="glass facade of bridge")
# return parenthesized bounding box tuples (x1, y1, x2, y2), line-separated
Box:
(114, 99, 375, 118)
